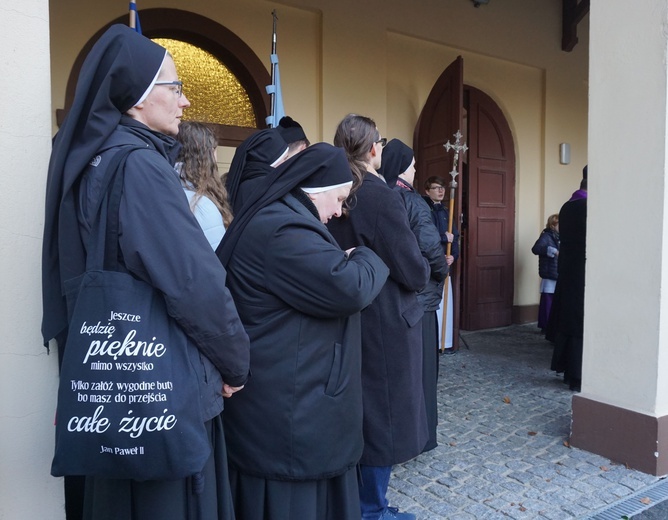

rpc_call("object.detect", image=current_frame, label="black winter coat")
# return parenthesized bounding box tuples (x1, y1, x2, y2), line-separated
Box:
(531, 228, 560, 280)
(328, 174, 430, 466)
(395, 179, 448, 311)
(78, 119, 250, 421)
(223, 192, 389, 480)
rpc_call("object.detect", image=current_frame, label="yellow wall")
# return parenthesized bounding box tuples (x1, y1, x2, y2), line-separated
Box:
(585, 0, 668, 412)
(1, 0, 62, 517)
(0, 1, 593, 516)
(49, 0, 589, 310)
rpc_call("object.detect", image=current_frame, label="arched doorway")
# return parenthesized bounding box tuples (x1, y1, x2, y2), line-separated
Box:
(414, 57, 516, 338)
(56, 9, 271, 147)
(461, 86, 516, 331)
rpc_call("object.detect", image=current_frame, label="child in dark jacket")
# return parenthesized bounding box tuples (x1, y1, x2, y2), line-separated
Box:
(532, 214, 560, 331)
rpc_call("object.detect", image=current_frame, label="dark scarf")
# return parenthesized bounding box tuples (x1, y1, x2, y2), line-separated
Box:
(544, 227, 560, 243)
(290, 187, 320, 221)
(42, 25, 166, 348)
(116, 116, 181, 163)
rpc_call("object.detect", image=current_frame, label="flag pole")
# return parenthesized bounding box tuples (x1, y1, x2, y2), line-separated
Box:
(265, 10, 285, 127)
(129, 0, 137, 30)
(441, 131, 468, 353)
(128, 1, 142, 34)
(269, 10, 278, 127)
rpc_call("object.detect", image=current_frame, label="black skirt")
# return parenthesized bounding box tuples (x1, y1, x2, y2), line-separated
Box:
(421, 310, 439, 453)
(229, 465, 360, 520)
(82, 415, 235, 520)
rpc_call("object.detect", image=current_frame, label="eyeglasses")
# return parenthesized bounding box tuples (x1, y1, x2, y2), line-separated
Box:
(154, 80, 183, 97)
(375, 137, 387, 147)
(428, 186, 445, 191)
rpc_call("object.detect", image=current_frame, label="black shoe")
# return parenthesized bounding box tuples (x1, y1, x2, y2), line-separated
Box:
(443, 348, 456, 355)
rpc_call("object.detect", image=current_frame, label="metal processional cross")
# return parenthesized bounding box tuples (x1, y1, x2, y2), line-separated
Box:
(439, 130, 468, 353)
(443, 130, 468, 191)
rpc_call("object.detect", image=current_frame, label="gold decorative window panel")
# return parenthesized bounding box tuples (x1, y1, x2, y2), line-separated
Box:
(152, 38, 256, 128)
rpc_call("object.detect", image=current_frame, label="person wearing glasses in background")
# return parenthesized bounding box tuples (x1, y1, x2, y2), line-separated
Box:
(424, 176, 460, 355)
(327, 114, 430, 520)
(42, 25, 250, 519)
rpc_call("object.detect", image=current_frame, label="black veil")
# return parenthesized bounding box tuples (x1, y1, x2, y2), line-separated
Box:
(217, 142, 350, 265)
(42, 24, 166, 347)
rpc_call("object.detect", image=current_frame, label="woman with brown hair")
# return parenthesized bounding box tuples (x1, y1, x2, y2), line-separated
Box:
(176, 121, 233, 249)
(327, 114, 429, 520)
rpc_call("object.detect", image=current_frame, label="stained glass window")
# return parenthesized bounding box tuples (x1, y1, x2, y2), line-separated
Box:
(153, 38, 256, 128)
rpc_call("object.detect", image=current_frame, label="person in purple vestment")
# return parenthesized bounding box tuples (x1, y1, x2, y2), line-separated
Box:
(546, 165, 588, 392)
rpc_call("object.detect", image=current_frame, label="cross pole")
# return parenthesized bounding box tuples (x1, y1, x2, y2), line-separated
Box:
(440, 130, 468, 352)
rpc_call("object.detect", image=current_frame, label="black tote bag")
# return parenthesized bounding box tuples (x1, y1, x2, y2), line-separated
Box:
(51, 147, 210, 480)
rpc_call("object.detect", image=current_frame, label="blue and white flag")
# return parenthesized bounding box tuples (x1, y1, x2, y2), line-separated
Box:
(266, 53, 286, 127)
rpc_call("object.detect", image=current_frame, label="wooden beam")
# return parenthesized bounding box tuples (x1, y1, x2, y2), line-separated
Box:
(562, 0, 590, 52)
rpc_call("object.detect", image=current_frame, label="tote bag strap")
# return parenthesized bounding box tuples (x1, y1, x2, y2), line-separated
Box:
(85, 145, 144, 272)
(103, 154, 130, 271)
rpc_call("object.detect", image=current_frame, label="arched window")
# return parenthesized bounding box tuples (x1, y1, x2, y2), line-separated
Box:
(57, 8, 270, 147)
(152, 38, 256, 128)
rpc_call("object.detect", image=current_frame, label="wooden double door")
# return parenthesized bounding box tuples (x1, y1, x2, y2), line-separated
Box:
(414, 57, 516, 340)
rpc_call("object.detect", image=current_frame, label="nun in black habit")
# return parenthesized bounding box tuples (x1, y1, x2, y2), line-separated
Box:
(42, 25, 250, 520)
(378, 138, 448, 453)
(224, 128, 288, 215)
(217, 143, 390, 520)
